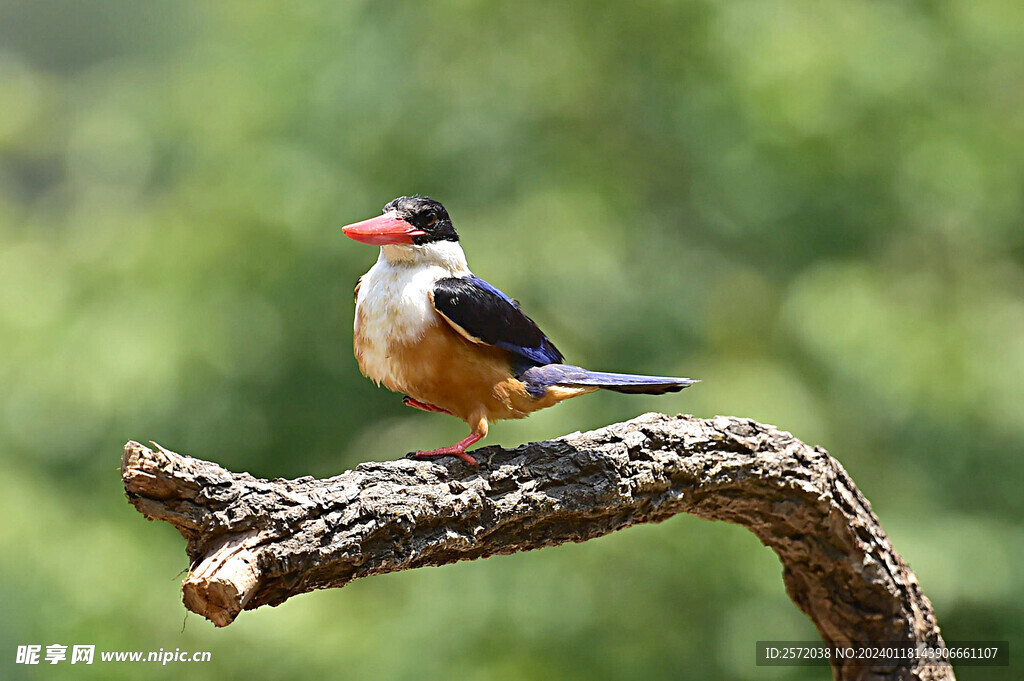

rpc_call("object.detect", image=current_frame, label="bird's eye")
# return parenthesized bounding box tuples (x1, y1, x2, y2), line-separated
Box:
(423, 212, 438, 228)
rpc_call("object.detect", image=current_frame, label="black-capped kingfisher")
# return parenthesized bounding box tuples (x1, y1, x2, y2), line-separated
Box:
(342, 196, 697, 465)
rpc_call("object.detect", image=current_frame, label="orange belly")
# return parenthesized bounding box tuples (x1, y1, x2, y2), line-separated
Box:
(355, 319, 593, 428)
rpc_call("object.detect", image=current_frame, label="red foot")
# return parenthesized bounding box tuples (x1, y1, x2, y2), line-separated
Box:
(403, 396, 453, 415)
(414, 433, 483, 466)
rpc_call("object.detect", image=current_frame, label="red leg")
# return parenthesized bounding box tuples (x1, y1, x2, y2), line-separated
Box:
(403, 396, 454, 415)
(414, 433, 483, 466)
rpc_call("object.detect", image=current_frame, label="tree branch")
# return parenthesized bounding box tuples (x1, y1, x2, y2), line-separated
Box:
(121, 412, 952, 681)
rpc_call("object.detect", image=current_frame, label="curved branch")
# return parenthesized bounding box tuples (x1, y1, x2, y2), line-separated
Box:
(121, 413, 952, 681)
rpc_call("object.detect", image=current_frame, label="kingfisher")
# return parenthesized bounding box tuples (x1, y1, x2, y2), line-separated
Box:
(342, 196, 697, 465)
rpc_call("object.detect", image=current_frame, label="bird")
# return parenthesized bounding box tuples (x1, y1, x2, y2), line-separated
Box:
(342, 196, 697, 465)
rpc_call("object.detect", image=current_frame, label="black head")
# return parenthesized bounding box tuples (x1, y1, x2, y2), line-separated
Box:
(384, 196, 458, 244)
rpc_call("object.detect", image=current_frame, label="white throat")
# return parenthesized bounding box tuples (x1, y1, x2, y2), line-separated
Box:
(378, 240, 469, 272)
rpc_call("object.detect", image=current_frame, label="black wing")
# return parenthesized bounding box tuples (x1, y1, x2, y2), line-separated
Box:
(430, 276, 564, 366)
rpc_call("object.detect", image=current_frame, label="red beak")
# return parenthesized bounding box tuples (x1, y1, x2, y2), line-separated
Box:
(341, 212, 425, 246)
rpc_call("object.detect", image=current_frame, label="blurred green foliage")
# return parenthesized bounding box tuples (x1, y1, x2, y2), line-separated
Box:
(1, 0, 1022, 679)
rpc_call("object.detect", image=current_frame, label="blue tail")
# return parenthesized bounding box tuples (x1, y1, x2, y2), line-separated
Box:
(520, 364, 698, 398)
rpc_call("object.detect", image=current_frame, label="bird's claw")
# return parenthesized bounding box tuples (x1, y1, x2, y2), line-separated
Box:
(402, 396, 454, 415)
(413, 447, 478, 466)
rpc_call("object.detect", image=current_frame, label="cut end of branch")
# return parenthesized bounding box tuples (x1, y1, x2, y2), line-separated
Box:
(182, 534, 262, 627)
(122, 441, 180, 500)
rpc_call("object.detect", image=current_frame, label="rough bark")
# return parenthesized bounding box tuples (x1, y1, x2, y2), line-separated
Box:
(121, 412, 952, 681)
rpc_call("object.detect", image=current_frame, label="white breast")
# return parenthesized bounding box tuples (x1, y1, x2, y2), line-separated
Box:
(353, 240, 470, 389)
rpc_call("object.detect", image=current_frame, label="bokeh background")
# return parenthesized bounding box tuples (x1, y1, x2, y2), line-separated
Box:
(1, 1, 1022, 679)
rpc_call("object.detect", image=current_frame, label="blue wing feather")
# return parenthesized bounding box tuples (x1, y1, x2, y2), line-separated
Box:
(466, 275, 515, 306)
(431, 276, 564, 368)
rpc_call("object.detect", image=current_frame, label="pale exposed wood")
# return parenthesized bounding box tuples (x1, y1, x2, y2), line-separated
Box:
(121, 413, 952, 681)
